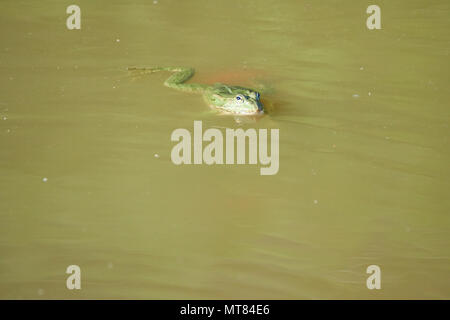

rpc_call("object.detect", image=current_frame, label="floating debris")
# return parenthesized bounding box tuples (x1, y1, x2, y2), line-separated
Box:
(42, 177, 48, 182)
(154, 153, 160, 158)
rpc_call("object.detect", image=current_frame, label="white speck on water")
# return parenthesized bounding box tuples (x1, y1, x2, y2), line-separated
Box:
(154, 153, 160, 158)
(153, 0, 158, 4)
(116, 38, 120, 42)
(368, 92, 372, 96)
(360, 67, 364, 70)
(37, 289, 45, 296)
(352, 94, 360, 98)
(42, 177, 48, 182)
(2, 116, 7, 120)
(6, 129, 11, 133)
(313, 200, 318, 204)
(112, 86, 116, 89)
(385, 136, 391, 140)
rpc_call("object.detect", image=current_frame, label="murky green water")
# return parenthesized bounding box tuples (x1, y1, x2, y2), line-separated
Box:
(0, 0, 449, 299)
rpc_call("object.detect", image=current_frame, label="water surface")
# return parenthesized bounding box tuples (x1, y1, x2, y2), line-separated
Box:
(0, 0, 449, 299)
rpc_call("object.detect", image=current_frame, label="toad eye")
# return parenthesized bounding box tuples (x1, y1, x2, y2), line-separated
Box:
(256, 92, 260, 99)
(235, 95, 243, 101)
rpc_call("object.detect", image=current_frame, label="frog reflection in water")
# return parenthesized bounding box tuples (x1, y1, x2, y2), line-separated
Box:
(128, 66, 264, 116)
